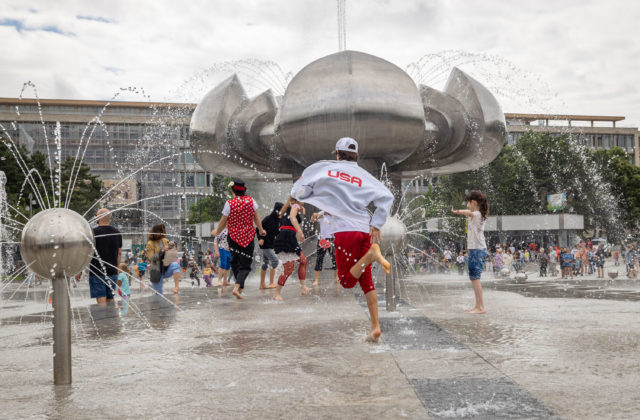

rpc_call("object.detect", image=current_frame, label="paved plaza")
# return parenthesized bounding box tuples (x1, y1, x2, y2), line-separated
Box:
(1, 267, 639, 419)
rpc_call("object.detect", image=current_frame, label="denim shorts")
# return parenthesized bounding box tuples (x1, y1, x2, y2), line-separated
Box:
(162, 262, 181, 279)
(261, 248, 279, 270)
(89, 274, 118, 299)
(219, 249, 231, 270)
(468, 248, 487, 280)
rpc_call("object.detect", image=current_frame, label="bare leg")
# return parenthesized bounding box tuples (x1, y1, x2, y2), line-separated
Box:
(313, 271, 320, 286)
(364, 290, 381, 342)
(267, 268, 277, 288)
(274, 284, 284, 301)
(466, 279, 485, 314)
(333, 270, 339, 283)
(259, 269, 267, 289)
(172, 272, 180, 294)
(300, 279, 311, 295)
(232, 283, 243, 299)
(221, 270, 230, 286)
(274, 262, 294, 301)
(349, 244, 390, 279)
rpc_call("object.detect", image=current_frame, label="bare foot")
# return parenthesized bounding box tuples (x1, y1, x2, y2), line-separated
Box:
(222, 282, 230, 286)
(172, 288, 179, 294)
(266, 283, 277, 289)
(365, 326, 382, 343)
(259, 284, 267, 290)
(370, 244, 391, 274)
(312, 281, 319, 286)
(232, 290, 243, 299)
(274, 294, 284, 301)
(465, 307, 486, 314)
(301, 286, 311, 295)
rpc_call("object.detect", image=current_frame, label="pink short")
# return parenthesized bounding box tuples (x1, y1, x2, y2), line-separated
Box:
(333, 231, 375, 294)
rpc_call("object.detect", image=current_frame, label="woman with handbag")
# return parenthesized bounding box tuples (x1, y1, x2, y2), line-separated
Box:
(145, 224, 169, 295)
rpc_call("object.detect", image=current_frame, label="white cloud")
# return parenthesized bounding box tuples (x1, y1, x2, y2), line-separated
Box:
(0, 0, 639, 126)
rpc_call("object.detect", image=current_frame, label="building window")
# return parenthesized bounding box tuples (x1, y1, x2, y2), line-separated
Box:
(196, 173, 205, 187)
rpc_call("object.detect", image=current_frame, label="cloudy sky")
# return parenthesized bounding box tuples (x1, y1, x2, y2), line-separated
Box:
(1, 0, 639, 126)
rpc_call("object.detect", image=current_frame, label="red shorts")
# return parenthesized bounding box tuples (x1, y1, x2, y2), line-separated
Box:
(333, 231, 375, 294)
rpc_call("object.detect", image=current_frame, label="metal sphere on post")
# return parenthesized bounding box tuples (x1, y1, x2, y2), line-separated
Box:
(20, 208, 94, 385)
(379, 216, 408, 312)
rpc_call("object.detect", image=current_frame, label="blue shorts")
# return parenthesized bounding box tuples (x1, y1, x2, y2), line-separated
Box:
(89, 274, 118, 299)
(219, 249, 231, 270)
(468, 248, 487, 280)
(162, 262, 181, 279)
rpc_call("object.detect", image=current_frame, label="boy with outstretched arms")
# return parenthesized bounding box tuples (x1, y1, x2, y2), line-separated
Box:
(291, 137, 393, 342)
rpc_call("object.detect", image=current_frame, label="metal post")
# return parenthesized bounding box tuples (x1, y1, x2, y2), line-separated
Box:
(52, 276, 71, 384)
(385, 254, 396, 312)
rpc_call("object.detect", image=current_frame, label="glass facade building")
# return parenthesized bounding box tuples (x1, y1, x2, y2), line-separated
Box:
(0, 98, 209, 247)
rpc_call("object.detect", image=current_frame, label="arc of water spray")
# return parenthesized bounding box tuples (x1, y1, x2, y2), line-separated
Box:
(17, 83, 56, 205)
(0, 126, 50, 209)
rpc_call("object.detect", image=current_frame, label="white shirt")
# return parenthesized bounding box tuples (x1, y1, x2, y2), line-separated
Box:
(467, 211, 487, 250)
(316, 212, 336, 239)
(222, 199, 258, 216)
(291, 160, 394, 232)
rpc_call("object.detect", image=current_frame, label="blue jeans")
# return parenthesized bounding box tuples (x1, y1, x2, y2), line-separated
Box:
(261, 248, 279, 271)
(151, 278, 163, 294)
(468, 248, 487, 280)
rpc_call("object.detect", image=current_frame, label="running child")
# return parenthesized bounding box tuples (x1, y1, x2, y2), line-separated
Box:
(273, 197, 310, 301)
(203, 261, 213, 287)
(451, 190, 489, 314)
(291, 137, 393, 342)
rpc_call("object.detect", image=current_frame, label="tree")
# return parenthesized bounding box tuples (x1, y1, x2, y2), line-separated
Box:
(408, 131, 638, 241)
(60, 157, 104, 215)
(187, 175, 232, 224)
(1, 138, 103, 218)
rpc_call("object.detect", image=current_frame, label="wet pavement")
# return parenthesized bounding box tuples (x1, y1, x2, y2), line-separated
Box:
(0, 267, 639, 419)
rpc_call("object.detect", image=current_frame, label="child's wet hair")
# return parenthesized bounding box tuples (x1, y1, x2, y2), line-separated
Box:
(465, 190, 489, 220)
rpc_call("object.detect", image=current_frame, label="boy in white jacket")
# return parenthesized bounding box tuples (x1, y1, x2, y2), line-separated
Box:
(292, 137, 393, 342)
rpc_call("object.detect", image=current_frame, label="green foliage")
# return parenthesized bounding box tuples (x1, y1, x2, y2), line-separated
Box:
(187, 175, 232, 224)
(60, 157, 104, 215)
(1, 140, 103, 217)
(407, 131, 640, 241)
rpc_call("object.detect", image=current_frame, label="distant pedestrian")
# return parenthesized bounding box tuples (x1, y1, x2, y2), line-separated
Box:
(539, 248, 549, 277)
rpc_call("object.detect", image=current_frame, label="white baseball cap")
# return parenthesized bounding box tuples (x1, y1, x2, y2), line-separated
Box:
(335, 137, 358, 153)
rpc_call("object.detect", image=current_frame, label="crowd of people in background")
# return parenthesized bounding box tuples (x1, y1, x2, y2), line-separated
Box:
(405, 238, 639, 279)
